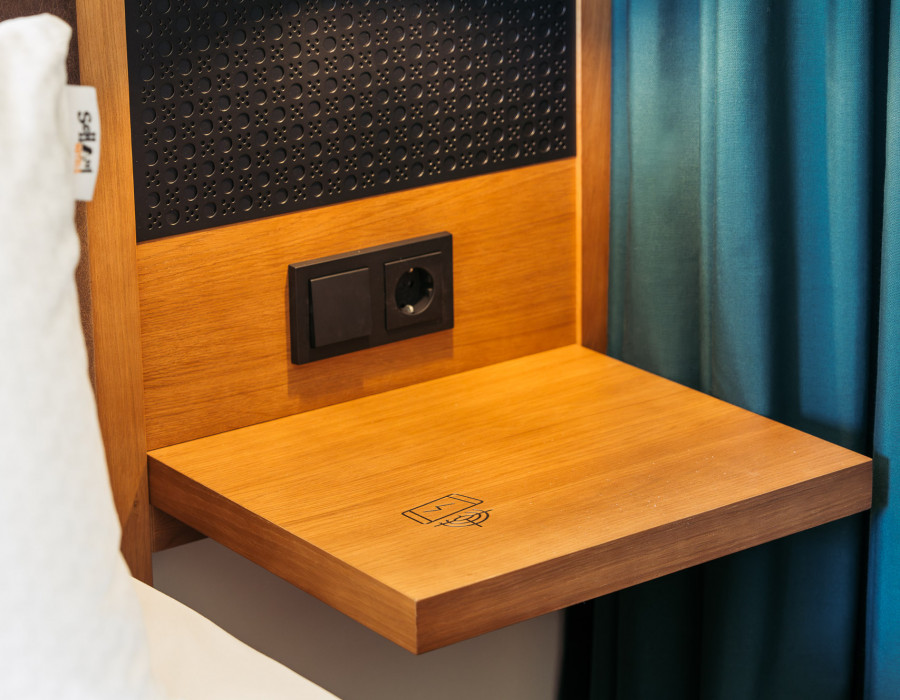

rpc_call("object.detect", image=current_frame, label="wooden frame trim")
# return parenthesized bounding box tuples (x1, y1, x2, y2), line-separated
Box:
(579, 0, 612, 352)
(76, 0, 152, 582)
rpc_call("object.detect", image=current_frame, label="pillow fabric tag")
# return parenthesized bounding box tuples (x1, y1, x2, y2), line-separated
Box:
(66, 85, 100, 201)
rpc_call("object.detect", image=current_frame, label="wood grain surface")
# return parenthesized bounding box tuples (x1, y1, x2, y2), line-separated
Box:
(579, 0, 611, 352)
(137, 159, 577, 449)
(149, 345, 872, 652)
(75, 0, 152, 581)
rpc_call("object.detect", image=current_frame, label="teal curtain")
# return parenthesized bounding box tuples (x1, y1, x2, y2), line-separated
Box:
(561, 1, 900, 698)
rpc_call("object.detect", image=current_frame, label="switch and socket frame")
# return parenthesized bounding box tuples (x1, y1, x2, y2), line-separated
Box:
(288, 233, 453, 364)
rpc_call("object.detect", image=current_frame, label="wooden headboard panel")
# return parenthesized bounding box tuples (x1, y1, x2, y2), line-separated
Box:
(72, 0, 610, 580)
(138, 161, 576, 449)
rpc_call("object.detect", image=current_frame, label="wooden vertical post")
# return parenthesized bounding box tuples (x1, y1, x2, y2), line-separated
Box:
(579, 0, 612, 352)
(75, 0, 152, 582)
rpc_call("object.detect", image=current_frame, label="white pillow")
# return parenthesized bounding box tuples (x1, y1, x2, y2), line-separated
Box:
(0, 14, 166, 700)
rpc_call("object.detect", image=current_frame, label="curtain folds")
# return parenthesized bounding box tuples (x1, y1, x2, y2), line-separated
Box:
(868, 2, 900, 696)
(562, 1, 900, 697)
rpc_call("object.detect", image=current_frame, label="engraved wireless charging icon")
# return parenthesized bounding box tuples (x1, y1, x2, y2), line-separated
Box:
(403, 494, 482, 524)
(403, 494, 490, 527)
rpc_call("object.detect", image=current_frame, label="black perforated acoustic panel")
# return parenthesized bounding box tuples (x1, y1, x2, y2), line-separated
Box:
(125, 0, 575, 242)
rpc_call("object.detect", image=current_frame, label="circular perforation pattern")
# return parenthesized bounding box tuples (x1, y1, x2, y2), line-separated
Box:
(126, 0, 575, 241)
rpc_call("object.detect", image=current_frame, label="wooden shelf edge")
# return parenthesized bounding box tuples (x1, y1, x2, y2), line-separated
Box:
(152, 454, 870, 654)
(414, 461, 871, 652)
(147, 346, 873, 654)
(149, 459, 421, 652)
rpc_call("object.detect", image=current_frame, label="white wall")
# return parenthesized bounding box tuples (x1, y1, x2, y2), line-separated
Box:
(153, 539, 564, 700)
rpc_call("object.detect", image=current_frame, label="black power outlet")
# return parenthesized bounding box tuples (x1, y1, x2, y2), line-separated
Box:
(288, 233, 453, 365)
(384, 252, 447, 330)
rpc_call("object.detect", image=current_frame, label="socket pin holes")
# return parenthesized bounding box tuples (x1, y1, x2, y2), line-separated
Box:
(395, 267, 434, 315)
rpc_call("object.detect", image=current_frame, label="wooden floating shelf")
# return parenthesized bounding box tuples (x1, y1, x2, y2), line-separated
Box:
(148, 345, 872, 654)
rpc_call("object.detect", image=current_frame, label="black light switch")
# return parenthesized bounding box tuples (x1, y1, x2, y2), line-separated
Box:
(309, 268, 372, 348)
(288, 233, 453, 365)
